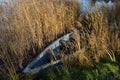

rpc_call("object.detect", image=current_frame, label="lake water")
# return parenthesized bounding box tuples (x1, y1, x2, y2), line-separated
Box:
(78, 0, 114, 12)
(0, 0, 114, 12)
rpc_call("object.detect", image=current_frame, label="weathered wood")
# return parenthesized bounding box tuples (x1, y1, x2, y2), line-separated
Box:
(29, 60, 62, 75)
(23, 32, 73, 73)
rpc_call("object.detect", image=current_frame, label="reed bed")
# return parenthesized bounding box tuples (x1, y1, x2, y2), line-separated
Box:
(0, 0, 120, 80)
(71, 1, 120, 68)
(0, 0, 80, 79)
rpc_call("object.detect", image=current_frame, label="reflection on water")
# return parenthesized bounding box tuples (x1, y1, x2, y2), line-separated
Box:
(0, 0, 16, 5)
(78, 0, 91, 12)
(79, 0, 114, 12)
(95, 0, 114, 7)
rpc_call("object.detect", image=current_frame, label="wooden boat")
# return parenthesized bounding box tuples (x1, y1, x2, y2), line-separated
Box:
(23, 32, 74, 74)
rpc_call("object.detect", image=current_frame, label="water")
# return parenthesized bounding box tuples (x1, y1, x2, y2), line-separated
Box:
(0, 0, 114, 12)
(78, 0, 114, 12)
(0, 0, 16, 5)
(78, 0, 91, 12)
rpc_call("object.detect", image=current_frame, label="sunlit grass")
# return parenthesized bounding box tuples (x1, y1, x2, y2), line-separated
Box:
(0, 0, 80, 79)
(0, 0, 120, 80)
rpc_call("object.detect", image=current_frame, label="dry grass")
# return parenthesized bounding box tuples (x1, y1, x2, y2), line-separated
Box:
(0, 0, 120, 80)
(63, 2, 120, 70)
(75, 2, 120, 64)
(0, 0, 80, 79)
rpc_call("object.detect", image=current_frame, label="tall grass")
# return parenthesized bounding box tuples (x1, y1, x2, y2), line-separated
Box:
(0, 0, 120, 79)
(0, 0, 80, 79)
(74, 1, 120, 65)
